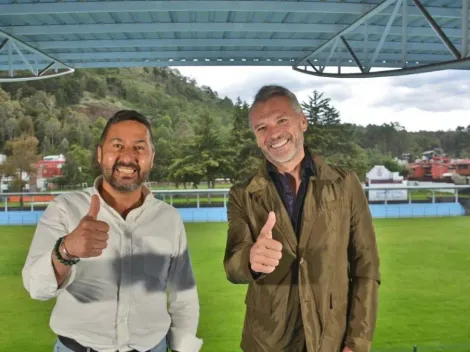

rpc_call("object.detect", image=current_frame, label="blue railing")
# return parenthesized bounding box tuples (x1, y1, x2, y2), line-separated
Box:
(0, 184, 468, 225)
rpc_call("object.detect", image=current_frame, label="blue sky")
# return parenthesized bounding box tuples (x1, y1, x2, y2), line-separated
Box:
(175, 66, 470, 132)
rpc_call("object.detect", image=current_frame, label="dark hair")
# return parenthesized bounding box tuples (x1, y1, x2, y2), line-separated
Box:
(250, 85, 302, 114)
(98, 110, 154, 149)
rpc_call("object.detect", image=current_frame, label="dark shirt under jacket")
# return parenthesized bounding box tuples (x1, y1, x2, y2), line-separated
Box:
(267, 147, 315, 240)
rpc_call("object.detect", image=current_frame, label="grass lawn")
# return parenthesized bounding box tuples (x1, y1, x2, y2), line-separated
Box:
(1, 217, 470, 351)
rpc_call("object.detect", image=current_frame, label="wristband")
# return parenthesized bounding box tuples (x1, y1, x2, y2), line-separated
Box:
(54, 237, 80, 266)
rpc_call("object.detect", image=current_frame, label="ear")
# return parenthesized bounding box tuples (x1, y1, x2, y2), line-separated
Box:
(300, 113, 308, 132)
(150, 149, 155, 169)
(96, 145, 102, 165)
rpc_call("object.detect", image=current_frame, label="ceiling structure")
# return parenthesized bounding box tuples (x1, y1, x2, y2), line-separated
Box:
(0, 0, 469, 82)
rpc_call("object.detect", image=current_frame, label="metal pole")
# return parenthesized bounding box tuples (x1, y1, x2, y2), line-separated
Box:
(412, 0, 461, 59)
(463, 0, 469, 57)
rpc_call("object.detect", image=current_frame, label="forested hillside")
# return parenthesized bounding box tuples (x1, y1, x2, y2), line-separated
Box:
(0, 67, 469, 191)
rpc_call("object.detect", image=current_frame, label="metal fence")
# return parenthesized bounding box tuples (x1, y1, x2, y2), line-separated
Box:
(0, 184, 469, 212)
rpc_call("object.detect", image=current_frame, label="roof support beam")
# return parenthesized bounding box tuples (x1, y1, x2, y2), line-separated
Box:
(0, 38, 7, 54)
(5, 57, 468, 71)
(463, 0, 469, 57)
(402, 0, 408, 67)
(29, 38, 455, 52)
(0, 50, 457, 63)
(0, 29, 74, 82)
(340, 37, 364, 73)
(412, 0, 461, 59)
(0, 1, 462, 18)
(2, 22, 464, 38)
(294, 0, 400, 67)
(293, 56, 470, 78)
(367, 0, 403, 72)
(323, 39, 340, 72)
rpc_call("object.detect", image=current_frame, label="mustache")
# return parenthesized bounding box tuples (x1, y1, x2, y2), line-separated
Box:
(113, 162, 141, 172)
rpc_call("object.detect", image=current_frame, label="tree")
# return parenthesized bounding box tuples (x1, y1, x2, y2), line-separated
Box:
(42, 137, 52, 156)
(2, 136, 40, 187)
(62, 144, 93, 185)
(17, 115, 35, 136)
(228, 98, 261, 183)
(5, 118, 18, 140)
(300, 90, 352, 158)
(301, 90, 330, 126)
(327, 144, 370, 181)
(151, 115, 177, 181)
(168, 112, 230, 188)
(58, 138, 70, 155)
(45, 117, 61, 146)
(20, 91, 56, 118)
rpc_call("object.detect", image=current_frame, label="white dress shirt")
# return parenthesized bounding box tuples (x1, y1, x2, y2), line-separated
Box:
(22, 177, 202, 352)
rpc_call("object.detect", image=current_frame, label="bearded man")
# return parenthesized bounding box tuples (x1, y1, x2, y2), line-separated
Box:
(23, 110, 202, 352)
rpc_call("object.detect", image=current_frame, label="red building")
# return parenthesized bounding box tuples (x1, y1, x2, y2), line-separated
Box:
(34, 155, 66, 190)
(36, 160, 65, 178)
(408, 150, 470, 182)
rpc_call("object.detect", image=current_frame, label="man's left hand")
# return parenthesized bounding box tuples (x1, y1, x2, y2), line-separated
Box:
(342, 347, 353, 352)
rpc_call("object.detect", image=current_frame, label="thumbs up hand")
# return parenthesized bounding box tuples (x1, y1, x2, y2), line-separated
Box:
(249, 212, 283, 274)
(63, 194, 110, 258)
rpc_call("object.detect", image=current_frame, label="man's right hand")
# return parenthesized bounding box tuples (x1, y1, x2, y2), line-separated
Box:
(63, 194, 110, 258)
(249, 211, 283, 274)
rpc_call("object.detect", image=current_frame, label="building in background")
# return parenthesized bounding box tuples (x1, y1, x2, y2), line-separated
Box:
(366, 165, 408, 202)
(34, 154, 66, 191)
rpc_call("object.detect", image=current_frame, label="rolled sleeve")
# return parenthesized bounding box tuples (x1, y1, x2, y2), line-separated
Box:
(22, 195, 75, 300)
(168, 326, 203, 352)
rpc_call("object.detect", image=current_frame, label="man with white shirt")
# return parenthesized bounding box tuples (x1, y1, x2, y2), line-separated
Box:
(22, 110, 202, 352)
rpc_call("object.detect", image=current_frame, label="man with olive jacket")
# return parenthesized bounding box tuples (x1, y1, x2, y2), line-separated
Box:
(224, 85, 381, 352)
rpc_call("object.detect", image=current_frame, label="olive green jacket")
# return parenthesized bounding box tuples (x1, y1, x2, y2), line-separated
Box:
(223, 154, 380, 352)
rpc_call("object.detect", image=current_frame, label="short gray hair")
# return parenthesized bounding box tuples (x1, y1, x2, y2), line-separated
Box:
(250, 85, 303, 116)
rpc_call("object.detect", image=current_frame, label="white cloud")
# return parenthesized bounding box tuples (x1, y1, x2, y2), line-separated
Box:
(175, 66, 470, 132)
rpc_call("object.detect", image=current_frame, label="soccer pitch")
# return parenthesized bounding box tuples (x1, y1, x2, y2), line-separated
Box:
(1, 217, 470, 352)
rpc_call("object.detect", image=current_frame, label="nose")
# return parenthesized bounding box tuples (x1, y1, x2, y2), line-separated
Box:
(118, 145, 138, 162)
(266, 124, 282, 139)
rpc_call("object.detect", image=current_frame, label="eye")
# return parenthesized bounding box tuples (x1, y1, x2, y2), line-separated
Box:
(113, 143, 123, 149)
(135, 145, 145, 151)
(257, 126, 266, 132)
(278, 118, 288, 124)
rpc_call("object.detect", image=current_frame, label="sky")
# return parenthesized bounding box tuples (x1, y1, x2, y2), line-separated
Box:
(174, 66, 470, 132)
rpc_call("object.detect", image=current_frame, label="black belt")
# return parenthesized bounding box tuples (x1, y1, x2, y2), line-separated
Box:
(58, 335, 150, 352)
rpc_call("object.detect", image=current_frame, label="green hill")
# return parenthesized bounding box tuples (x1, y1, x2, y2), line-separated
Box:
(0, 67, 469, 191)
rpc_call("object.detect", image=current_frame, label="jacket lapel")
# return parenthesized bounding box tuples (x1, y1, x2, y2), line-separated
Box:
(246, 164, 298, 254)
(299, 154, 342, 252)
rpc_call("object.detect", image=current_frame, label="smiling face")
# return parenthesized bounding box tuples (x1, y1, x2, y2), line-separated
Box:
(97, 120, 154, 193)
(250, 95, 307, 168)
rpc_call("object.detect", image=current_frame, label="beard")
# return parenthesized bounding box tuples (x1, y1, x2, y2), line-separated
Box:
(262, 132, 304, 165)
(101, 161, 149, 193)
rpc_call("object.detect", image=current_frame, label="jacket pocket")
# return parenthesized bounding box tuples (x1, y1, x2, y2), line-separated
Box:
(244, 283, 272, 314)
(324, 292, 348, 343)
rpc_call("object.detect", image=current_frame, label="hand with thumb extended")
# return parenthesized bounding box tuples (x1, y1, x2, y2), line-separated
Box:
(86, 193, 101, 219)
(63, 194, 110, 258)
(249, 211, 283, 274)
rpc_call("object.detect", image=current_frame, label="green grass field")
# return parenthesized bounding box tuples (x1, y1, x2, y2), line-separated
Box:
(1, 217, 470, 352)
